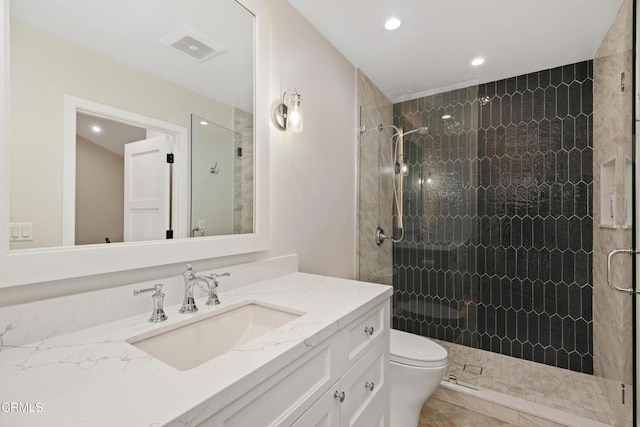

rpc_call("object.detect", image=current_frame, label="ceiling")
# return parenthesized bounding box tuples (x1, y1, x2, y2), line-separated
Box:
(10, 0, 254, 112)
(77, 113, 146, 157)
(288, 0, 625, 102)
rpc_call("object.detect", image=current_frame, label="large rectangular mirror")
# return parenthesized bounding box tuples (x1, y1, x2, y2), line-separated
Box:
(0, 0, 270, 286)
(10, 0, 254, 249)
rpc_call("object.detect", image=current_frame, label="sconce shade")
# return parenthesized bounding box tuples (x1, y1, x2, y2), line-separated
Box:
(287, 93, 303, 132)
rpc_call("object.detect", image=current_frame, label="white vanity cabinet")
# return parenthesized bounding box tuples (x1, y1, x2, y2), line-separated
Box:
(198, 302, 390, 427)
(293, 337, 389, 427)
(0, 272, 394, 427)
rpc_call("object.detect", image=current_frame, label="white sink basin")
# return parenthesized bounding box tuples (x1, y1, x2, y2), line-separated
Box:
(129, 302, 302, 371)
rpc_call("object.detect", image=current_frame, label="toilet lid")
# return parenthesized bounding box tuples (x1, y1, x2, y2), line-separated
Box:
(390, 329, 448, 368)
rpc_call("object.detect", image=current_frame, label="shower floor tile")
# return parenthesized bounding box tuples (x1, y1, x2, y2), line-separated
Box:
(419, 397, 518, 426)
(436, 339, 620, 425)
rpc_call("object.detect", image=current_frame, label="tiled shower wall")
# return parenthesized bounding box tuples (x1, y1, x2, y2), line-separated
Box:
(233, 108, 254, 234)
(393, 61, 594, 374)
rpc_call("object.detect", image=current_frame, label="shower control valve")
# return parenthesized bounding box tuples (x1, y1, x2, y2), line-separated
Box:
(375, 227, 388, 246)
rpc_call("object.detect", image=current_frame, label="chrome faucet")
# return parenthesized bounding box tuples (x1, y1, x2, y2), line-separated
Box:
(179, 264, 213, 313)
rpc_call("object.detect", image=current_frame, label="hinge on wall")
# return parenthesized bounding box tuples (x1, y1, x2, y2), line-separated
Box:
(621, 72, 626, 92)
(622, 383, 625, 404)
(166, 153, 174, 164)
(166, 230, 173, 239)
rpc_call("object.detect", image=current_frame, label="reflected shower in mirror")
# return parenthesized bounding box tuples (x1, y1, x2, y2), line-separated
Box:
(191, 114, 254, 237)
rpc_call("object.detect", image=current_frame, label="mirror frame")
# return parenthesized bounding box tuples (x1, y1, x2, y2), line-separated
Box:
(0, 0, 269, 287)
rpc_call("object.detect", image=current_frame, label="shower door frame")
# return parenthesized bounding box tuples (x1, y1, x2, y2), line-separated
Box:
(633, 0, 640, 423)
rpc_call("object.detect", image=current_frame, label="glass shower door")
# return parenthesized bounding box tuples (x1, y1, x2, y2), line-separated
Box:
(592, 0, 636, 424)
(358, 95, 394, 286)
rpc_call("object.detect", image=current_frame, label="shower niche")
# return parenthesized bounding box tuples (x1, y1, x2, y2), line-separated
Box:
(599, 155, 633, 229)
(600, 158, 616, 227)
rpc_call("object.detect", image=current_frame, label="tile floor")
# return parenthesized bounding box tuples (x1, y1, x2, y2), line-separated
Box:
(419, 397, 518, 426)
(435, 339, 621, 425)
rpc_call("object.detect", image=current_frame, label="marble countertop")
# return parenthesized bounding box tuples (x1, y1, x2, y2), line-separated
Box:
(0, 273, 392, 426)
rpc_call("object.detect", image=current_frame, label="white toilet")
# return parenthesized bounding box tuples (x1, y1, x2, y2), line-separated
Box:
(390, 329, 448, 427)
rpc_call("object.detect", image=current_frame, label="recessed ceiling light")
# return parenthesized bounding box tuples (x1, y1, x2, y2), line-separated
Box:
(442, 114, 452, 120)
(91, 125, 101, 133)
(384, 17, 402, 31)
(471, 57, 485, 66)
(200, 121, 208, 125)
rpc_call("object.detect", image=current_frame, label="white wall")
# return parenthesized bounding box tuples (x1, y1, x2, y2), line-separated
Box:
(75, 136, 124, 245)
(266, 0, 357, 279)
(0, 0, 358, 305)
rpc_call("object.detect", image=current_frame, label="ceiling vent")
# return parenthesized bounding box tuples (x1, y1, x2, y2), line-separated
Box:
(160, 25, 226, 62)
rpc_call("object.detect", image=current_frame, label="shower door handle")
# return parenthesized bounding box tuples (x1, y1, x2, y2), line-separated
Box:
(607, 248, 636, 294)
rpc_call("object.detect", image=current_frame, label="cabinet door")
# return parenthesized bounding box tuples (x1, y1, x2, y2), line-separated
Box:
(340, 335, 389, 427)
(292, 384, 341, 427)
(351, 397, 387, 427)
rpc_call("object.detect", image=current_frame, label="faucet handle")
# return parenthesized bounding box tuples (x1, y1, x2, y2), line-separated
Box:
(184, 264, 195, 279)
(205, 272, 229, 306)
(133, 283, 163, 296)
(210, 272, 230, 281)
(134, 284, 168, 323)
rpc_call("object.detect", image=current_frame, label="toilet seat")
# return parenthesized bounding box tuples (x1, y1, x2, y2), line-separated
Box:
(390, 329, 447, 368)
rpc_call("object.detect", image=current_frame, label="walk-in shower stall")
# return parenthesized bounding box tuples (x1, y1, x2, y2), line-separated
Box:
(358, 1, 636, 424)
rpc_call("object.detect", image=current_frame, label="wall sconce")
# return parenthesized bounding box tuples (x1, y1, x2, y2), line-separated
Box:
(275, 88, 303, 133)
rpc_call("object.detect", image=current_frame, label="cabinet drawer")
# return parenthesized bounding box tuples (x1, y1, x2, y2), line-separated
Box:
(341, 335, 389, 427)
(346, 303, 386, 362)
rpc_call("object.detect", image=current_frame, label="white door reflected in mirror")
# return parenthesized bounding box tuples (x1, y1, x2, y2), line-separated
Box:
(74, 113, 175, 245)
(124, 135, 173, 243)
(65, 99, 188, 247)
